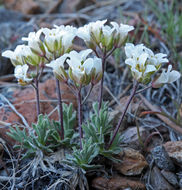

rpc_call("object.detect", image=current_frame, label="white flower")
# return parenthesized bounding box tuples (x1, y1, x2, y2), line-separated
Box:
(77, 20, 107, 44)
(14, 65, 33, 85)
(77, 20, 133, 49)
(57, 26, 77, 52)
(102, 25, 114, 47)
(125, 43, 145, 58)
(41, 25, 77, 56)
(67, 49, 102, 85)
(77, 24, 90, 42)
(22, 30, 43, 54)
(111, 22, 134, 47)
(153, 65, 181, 87)
(125, 43, 157, 83)
(2, 45, 27, 66)
(89, 56, 102, 84)
(47, 54, 68, 81)
(145, 47, 168, 69)
(22, 45, 44, 66)
(41, 28, 61, 53)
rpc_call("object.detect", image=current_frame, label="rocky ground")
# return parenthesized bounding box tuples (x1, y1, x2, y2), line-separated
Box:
(0, 0, 182, 189)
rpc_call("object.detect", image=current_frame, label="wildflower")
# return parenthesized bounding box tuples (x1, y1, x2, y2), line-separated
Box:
(125, 43, 156, 84)
(110, 22, 134, 47)
(41, 25, 77, 57)
(144, 47, 168, 69)
(77, 20, 133, 50)
(2, 45, 27, 66)
(77, 20, 107, 48)
(47, 54, 68, 82)
(14, 64, 33, 85)
(54, 25, 77, 52)
(152, 65, 181, 88)
(67, 49, 102, 85)
(22, 30, 45, 55)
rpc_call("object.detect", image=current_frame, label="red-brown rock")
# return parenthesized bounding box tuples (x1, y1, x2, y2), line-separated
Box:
(114, 148, 148, 176)
(0, 78, 76, 145)
(4, 0, 41, 14)
(92, 176, 146, 190)
(164, 141, 182, 166)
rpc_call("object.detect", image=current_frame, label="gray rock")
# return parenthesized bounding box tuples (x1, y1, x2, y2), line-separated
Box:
(150, 167, 175, 190)
(121, 127, 149, 150)
(179, 178, 182, 188)
(0, 8, 25, 23)
(161, 170, 179, 188)
(151, 146, 175, 171)
(0, 8, 34, 76)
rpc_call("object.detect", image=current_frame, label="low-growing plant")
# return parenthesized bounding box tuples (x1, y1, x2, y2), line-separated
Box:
(82, 102, 123, 161)
(2, 18, 181, 175)
(66, 138, 100, 171)
(7, 103, 76, 158)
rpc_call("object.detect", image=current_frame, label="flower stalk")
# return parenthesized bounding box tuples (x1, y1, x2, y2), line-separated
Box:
(77, 87, 83, 149)
(98, 49, 106, 110)
(107, 80, 139, 149)
(34, 77, 40, 117)
(82, 83, 94, 105)
(56, 78, 64, 140)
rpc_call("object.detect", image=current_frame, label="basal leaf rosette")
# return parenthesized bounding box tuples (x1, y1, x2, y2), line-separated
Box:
(67, 49, 102, 86)
(77, 20, 134, 51)
(125, 43, 169, 84)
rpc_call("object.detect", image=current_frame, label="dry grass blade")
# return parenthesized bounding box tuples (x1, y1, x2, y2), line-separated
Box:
(139, 94, 182, 134)
(0, 94, 30, 129)
(0, 138, 15, 190)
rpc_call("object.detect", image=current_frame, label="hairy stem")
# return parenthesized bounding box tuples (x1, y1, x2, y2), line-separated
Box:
(98, 49, 106, 110)
(77, 87, 83, 149)
(135, 84, 152, 95)
(82, 83, 94, 105)
(34, 77, 40, 118)
(56, 78, 64, 140)
(107, 80, 139, 149)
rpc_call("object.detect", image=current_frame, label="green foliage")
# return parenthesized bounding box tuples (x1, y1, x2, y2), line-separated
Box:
(53, 103, 76, 146)
(7, 103, 76, 158)
(147, 0, 182, 71)
(82, 102, 123, 161)
(65, 138, 100, 171)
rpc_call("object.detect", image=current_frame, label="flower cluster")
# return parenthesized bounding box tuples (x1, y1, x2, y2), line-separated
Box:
(124, 43, 180, 85)
(77, 20, 134, 51)
(2, 20, 134, 87)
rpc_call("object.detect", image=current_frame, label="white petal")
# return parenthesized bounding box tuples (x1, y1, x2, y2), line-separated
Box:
(125, 58, 136, 67)
(79, 49, 92, 60)
(145, 65, 156, 74)
(2, 50, 14, 59)
(138, 53, 148, 65)
(83, 58, 93, 74)
(168, 70, 181, 83)
(92, 57, 102, 73)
